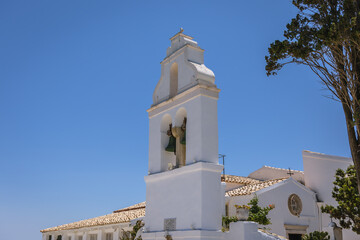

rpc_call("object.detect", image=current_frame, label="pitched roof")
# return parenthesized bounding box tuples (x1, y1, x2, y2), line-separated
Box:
(263, 165, 303, 173)
(225, 178, 287, 197)
(41, 203, 145, 233)
(113, 201, 146, 213)
(222, 174, 261, 185)
(248, 165, 304, 184)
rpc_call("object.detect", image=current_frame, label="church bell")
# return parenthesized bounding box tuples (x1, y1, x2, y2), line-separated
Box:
(165, 135, 176, 152)
(181, 130, 186, 145)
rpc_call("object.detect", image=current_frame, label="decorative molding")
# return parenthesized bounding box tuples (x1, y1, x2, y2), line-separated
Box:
(302, 150, 352, 163)
(148, 84, 220, 118)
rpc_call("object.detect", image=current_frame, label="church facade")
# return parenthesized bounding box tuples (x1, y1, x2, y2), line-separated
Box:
(41, 32, 358, 240)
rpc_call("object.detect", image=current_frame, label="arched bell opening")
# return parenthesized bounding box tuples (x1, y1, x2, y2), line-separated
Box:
(169, 62, 178, 98)
(161, 114, 176, 172)
(174, 108, 187, 167)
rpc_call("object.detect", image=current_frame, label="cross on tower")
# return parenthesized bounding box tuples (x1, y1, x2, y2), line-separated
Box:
(287, 168, 294, 177)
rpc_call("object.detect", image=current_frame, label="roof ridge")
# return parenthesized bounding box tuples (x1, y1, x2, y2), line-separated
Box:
(41, 203, 146, 233)
(113, 201, 146, 213)
(113, 205, 146, 213)
(222, 174, 261, 184)
(263, 165, 304, 173)
(224, 174, 253, 177)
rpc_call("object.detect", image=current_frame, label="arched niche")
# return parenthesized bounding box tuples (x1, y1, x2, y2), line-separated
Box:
(175, 107, 187, 126)
(169, 62, 178, 98)
(160, 114, 176, 172)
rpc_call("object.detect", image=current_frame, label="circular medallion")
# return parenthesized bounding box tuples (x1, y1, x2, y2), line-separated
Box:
(288, 194, 302, 216)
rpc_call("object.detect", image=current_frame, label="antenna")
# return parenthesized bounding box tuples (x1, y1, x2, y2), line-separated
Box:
(219, 154, 226, 180)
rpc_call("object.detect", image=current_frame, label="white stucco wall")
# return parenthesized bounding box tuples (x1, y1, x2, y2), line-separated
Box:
(148, 87, 220, 174)
(303, 151, 352, 204)
(42, 223, 129, 240)
(148, 31, 219, 175)
(227, 178, 319, 238)
(144, 162, 223, 232)
(152, 33, 215, 106)
(303, 150, 358, 240)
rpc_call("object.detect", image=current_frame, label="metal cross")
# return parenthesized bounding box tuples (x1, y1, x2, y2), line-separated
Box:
(287, 168, 294, 177)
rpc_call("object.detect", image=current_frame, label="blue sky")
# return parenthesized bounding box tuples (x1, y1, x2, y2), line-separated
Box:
(0, 1, 350, 240)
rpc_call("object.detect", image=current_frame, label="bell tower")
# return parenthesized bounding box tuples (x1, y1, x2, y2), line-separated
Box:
(143, 30, 224, 240)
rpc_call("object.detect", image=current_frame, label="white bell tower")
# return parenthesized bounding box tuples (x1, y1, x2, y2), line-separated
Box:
(143, 30, 224, 240)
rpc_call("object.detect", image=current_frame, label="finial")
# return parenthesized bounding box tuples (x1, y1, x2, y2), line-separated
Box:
(180, 27, 184, 33)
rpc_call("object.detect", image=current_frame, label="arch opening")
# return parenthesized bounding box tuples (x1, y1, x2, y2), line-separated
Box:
(161, 114, 176, 172)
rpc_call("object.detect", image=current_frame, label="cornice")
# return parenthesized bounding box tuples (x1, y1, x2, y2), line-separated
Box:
(147, 84, 220, 118)
(160, 44, 204, 64)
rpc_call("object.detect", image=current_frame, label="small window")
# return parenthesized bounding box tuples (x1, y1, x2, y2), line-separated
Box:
(225, 203, 229, 216)
(68, 237, 71, 240)
(57, 236, 62, 240)
(77, 236, 83, 240)
(48, 236, 52, 240)
(89, 234, 97, 240)
(105, 233, 113, 240)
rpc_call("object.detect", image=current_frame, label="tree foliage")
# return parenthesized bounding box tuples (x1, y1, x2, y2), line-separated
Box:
(120, 220, 144, 240)
(222, 216, 239, 231)
(302, 231, 330, 240)
(247, 196, 275, 225)
(321, 165, 360, 234)
(265, 0, 360, 193)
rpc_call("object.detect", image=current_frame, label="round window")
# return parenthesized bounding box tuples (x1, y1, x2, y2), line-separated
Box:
(288, 194, 302, 216)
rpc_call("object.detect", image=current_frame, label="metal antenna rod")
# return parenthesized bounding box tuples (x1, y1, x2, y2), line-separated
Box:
(219, 154, 226, 179)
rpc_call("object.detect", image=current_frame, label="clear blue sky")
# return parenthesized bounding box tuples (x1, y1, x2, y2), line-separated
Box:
(0, 1, 350, 240)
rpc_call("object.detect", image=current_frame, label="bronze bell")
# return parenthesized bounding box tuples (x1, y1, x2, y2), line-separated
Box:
(165, 135, 176, 152)
(180, 130, 186, 145)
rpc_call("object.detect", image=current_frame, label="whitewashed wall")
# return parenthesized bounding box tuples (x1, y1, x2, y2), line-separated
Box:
(227, 178, 319, 238)
(42, 223, 129, 240)
(303, 150, 358, 240)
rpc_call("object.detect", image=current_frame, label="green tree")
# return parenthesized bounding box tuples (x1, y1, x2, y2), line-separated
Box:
(302, 231, 330, 240)
(321, 165, 360, 234)
(247, 196, 275, 225)
(265, 0, 360, 194)
(222, 216, 239, 231)
(120, 220, 144, 240)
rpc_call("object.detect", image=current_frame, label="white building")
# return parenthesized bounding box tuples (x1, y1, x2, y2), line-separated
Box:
(41, 31, 359, 240)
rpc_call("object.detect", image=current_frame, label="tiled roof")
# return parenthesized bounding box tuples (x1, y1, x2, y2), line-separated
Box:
(113, 201, 146, 213)
(41, 203, 145, 233)
(222, 174, 261, 185)
(225, 178, 287, 197)
(263, 165, 303, 174)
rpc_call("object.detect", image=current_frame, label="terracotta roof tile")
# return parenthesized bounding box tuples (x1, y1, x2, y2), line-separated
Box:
(41, 203, 145, 233)
(113, 202, 146, 213)
(222, 174, 260, 185)
(225, 178, 287, 197)
(263, 165, 303, 174)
